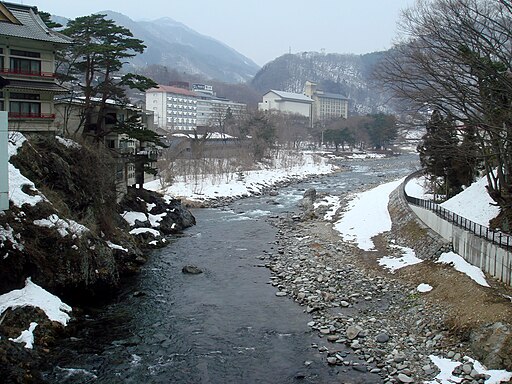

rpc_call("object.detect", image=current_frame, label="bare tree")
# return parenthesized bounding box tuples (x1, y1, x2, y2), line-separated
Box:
(378, 0, 512, 228)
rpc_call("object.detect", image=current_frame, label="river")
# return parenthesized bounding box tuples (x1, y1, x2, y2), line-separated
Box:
(44, 154, 419, 384)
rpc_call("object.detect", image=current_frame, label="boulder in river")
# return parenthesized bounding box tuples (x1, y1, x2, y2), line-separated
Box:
(182, 265, 203, 275)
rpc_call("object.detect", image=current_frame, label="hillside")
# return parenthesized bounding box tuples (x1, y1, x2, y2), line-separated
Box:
(251, 51, 396, 115)
(52, 11, 260, 84)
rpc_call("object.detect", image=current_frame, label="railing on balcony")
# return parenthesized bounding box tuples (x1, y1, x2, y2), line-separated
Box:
(8, 112, 55, 119)
(0, 68, 56, 78)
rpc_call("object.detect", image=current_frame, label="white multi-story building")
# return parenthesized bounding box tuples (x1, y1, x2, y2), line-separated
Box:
(196, 95, 246, 129)
(258, 90, 313, 120)
(146, 85, 198, 131)
(304, 81, 349, 124)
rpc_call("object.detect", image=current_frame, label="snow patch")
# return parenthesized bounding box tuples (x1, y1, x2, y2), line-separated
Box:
(0, 278, 72, 326)
(33, 214, 89, 238)
(129, 227, 160, 236)
(378, 245, 423, 272)
(9, 322, 37, 349)
(417, 283, 433, 293)
(436, 251, 489, 287)
(56, 136, 81, 149)
(334, 178, 404, 251)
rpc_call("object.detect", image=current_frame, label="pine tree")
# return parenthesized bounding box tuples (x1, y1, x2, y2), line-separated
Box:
(61, 14, 156, 139)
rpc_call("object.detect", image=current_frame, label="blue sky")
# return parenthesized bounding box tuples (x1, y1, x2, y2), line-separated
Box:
(27, 0, 416, 66)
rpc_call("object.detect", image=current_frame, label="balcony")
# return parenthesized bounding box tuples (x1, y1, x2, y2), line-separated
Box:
(8, 112, 55, 119)
(0, 68, 56, 79)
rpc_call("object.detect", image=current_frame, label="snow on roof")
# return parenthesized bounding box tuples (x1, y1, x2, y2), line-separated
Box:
(267, 90, 313, 103)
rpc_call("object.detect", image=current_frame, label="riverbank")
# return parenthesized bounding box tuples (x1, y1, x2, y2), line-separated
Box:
(264, 181, 512, 383)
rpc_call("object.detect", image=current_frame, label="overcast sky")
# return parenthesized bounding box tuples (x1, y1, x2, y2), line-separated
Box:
(27, 0, 416, 66)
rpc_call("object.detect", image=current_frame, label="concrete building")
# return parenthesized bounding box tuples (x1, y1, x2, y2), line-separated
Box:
(146, 85, 198, 131)
(196, 95, 246, 130)
(304, 81, 349, 125)
(0, 2, 72, 133)
(258, 90, 313, 120)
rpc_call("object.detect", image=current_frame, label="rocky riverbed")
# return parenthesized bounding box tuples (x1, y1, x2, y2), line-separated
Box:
(260, 193, 509, 384)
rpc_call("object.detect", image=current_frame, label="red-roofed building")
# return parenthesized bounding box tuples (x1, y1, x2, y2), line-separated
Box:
(146, 85, 198, 131)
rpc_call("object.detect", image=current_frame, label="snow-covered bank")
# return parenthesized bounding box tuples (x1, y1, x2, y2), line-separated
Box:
(334, 178, 405, 251)
(406, 174, 500, 227)
(146, 151, 336, 202)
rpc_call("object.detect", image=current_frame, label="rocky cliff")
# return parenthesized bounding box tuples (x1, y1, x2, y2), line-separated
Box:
(0, 133, 195, 382)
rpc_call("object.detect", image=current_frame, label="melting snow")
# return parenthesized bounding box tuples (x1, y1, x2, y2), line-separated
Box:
(0, 278, 72, 326)
(334, 178, 405, 251)
(9, 322, 37, 349)
(33, 214, 89, 238)
(436, 251, 490, 287)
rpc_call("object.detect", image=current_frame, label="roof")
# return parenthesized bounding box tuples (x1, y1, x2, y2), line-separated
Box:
(6, 79, 68, 92)
(147, 85, 197, 97)
(265, 90, 313, 103)
(0, 2, 72, 44)
(54, 96, 140, 110)
(317, 91, 348, 101)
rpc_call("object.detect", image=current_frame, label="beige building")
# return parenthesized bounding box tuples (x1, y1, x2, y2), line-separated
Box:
(0, 2, 72, 133)
(258, 90, 313, 120)
(304, 81, 349, 125)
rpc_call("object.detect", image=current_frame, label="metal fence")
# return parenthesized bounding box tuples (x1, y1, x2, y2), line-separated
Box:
(403, 172, 512, 250)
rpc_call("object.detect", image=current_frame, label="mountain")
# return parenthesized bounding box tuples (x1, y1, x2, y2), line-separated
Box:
(101, 11, 260, 83)
(51, 11, 260, 84)
(251, 51, 396, 114)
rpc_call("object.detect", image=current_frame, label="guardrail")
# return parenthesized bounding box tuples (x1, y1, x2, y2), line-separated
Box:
(403, 171, 512, 250)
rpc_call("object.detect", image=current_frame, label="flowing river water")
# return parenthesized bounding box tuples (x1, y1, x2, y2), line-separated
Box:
(45, 154, 419, 384)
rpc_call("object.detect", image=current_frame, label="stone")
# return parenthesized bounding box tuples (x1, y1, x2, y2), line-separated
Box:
(275, 291, 287, 297)
(376, 332, 390, 343)
(182, 265, 203, 274)
(352, 365, 368, 372)
(346, 325, 363, 340)
(397, 373, 414, 383)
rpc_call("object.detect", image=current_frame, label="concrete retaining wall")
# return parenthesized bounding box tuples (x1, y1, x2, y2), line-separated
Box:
(409, 205, 512, 286)
(388, 186, 451, 261)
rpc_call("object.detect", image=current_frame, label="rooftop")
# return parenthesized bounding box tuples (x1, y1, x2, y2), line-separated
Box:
(267, 90, 313, 103)
(0, 2, 72, 44)
(147, 85, 197, 97)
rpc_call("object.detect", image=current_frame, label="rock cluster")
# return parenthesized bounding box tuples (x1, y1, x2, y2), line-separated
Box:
(262, 211, 476, 383)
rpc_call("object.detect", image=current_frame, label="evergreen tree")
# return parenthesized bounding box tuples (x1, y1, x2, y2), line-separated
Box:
(364, 113, 397, 150)
(60, 14, 156, 139)
(418, 110, 463, 197)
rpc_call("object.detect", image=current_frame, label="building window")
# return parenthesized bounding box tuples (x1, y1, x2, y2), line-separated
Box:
(10, 57, 41, 75)
(10, 101, 41, 116)
(10, 49, 40, 58)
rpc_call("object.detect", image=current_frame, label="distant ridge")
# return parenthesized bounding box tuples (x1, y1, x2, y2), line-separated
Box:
(51, 10, 260, 83)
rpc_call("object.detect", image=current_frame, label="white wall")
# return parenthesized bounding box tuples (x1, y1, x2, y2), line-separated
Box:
(145, 92, 167, 129)
(259, 92, 311, 118)
(410, 205, 512, 286)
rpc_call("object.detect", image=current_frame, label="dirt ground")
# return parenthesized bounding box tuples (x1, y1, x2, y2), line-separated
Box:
(309, 219, 512, 339)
